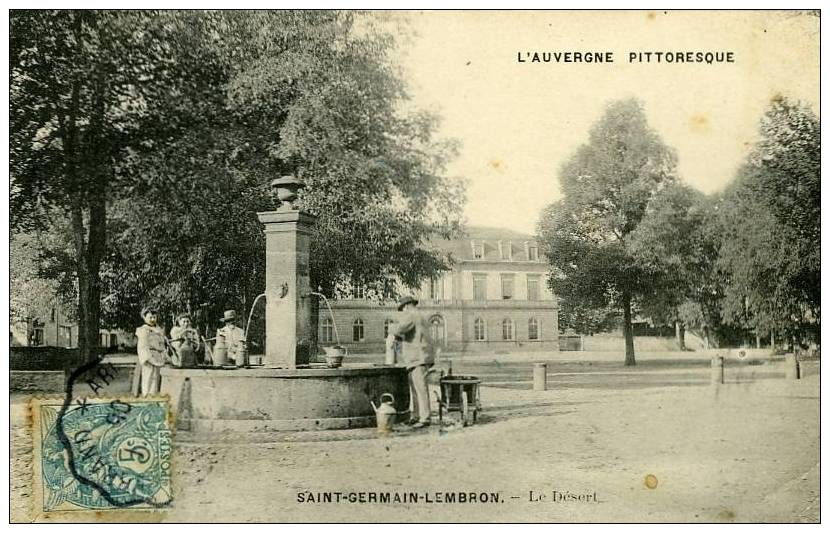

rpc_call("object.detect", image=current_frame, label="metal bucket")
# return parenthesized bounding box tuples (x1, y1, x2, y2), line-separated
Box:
(323, 346, 346, 368)
(213, 335, 228, 367)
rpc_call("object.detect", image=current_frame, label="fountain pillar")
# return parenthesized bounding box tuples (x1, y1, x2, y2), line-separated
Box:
(257, 209, 316, 369)
(160, 175, 410, 432)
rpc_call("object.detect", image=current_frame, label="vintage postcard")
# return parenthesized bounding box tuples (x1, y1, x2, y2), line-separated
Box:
(7, 9, 820, 524)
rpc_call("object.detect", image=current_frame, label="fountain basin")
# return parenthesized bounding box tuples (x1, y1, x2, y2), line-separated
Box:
(160, 365, 410, 432)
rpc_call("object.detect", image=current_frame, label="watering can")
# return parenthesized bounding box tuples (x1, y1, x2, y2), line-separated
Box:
(370, 393, 397, 433)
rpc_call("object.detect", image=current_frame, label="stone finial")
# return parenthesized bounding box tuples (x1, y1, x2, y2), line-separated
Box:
(269, 175, 306, 210)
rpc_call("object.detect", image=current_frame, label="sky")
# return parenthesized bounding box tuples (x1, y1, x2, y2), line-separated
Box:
(394, 10, 820, 234)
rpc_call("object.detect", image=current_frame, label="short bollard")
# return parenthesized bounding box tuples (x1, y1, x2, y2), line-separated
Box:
(710, 356, 724, 385)
(784, 352, 800, 380)
(533, 363, 547, 391)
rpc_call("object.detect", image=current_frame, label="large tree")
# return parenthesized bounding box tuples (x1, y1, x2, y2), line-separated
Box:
(537, 99, 679, 365)
(11, 11, 464, 359)
(717, 96, 820, 347)
(628, 184, 724, 350)
(101, 11, 464, 331)
(10, 10, 205, 365)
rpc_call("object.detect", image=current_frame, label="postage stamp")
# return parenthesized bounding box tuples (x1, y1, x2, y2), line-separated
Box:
(30, 394, 173, 515)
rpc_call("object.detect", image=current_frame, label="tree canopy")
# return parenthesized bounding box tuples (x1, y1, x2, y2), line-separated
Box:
(537, 98, 679, 365)
(539, 95, 819, 356)
(717, 96, 820, 343)
(628, 184, 724, 348)
(10, 10, 465, 360)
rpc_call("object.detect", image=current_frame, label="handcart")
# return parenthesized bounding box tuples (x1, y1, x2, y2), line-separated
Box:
(436, 375, 481, 426)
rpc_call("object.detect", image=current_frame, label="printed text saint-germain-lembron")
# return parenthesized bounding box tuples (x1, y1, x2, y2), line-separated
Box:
(517, 51, 735, 64)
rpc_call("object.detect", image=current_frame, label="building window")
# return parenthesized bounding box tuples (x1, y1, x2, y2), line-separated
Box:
(501, 275, 514, 300)
(50, 307, 56, 322)
(32, 328, 44, 346)
(472, 241, 484, 260)
(321, 317, 334, 343)
(59, 325, 72, 347)
(527, 275, 540, 301)
(383, 318, 394, 338)
(500, 240, 512, 260)
(352, 318, 365, 342)
(429, 315, 445, 345)
(474, 317, 486, 341)
(352, 284, 365, 299)
(528, 317, 539, 340)
(502, 318, 514, 341)
(429, 276, 443, 300)
(528, 245, 539, 261)
(473, 274, 487, 301)
(100, 333, 108, 347)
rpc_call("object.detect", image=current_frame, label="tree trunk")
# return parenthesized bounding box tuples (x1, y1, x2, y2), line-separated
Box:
(64, 13, 85, 375)
(675, 320, 686, 351)
(87, 192, 106, 348)
(71, 205, 92, 369)
(71, 191, 106, 370)
(68, 21, 109, 371)
(622, 291, 636, 366)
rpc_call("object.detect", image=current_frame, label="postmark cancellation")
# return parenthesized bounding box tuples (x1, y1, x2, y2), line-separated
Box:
(30, 396, 173, 517)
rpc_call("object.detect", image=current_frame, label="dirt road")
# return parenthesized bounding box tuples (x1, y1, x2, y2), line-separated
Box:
(11, 370, 819, 522)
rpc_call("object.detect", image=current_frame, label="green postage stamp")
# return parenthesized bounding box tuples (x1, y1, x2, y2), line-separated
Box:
(31, 396, 173, 516)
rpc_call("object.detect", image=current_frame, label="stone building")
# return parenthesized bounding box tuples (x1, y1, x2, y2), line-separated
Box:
(10, 303, 131, 351)
(10, 305, 78, 348)
(322, 226, 559, 353)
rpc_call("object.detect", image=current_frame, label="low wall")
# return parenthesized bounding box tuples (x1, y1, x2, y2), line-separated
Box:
(10, 347, 78, 371)
(324, 339, 561, 355)
(559, 335, 582, 351)
(10, 371, 65, 393)
(582, 335, 682, 352)
(11, 364, 134, 394)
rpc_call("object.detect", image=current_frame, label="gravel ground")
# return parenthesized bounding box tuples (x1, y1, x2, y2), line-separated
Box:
(10, 368, 819, 523)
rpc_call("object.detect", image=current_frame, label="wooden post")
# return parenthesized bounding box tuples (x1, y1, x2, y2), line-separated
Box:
(711, 356, 724, 385)
(784, 352, 800, 380)
(533, 363, 547, 391)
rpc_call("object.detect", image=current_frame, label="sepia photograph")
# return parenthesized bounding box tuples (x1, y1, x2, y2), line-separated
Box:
(6, 8, 821, 523)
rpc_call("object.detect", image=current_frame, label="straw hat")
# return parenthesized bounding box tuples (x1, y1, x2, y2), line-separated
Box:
(220, 309, 238, 323)
(396, 295, 419, 311)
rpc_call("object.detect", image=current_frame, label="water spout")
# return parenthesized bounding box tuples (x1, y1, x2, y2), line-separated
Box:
(245, 293, 267, 341)
(309, 291, 341, 345)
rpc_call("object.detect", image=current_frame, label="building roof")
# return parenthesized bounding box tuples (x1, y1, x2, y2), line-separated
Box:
(428, 225, 540, 262)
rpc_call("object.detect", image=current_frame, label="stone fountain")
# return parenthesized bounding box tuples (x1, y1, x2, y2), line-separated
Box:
(160, 176, 410, 431)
